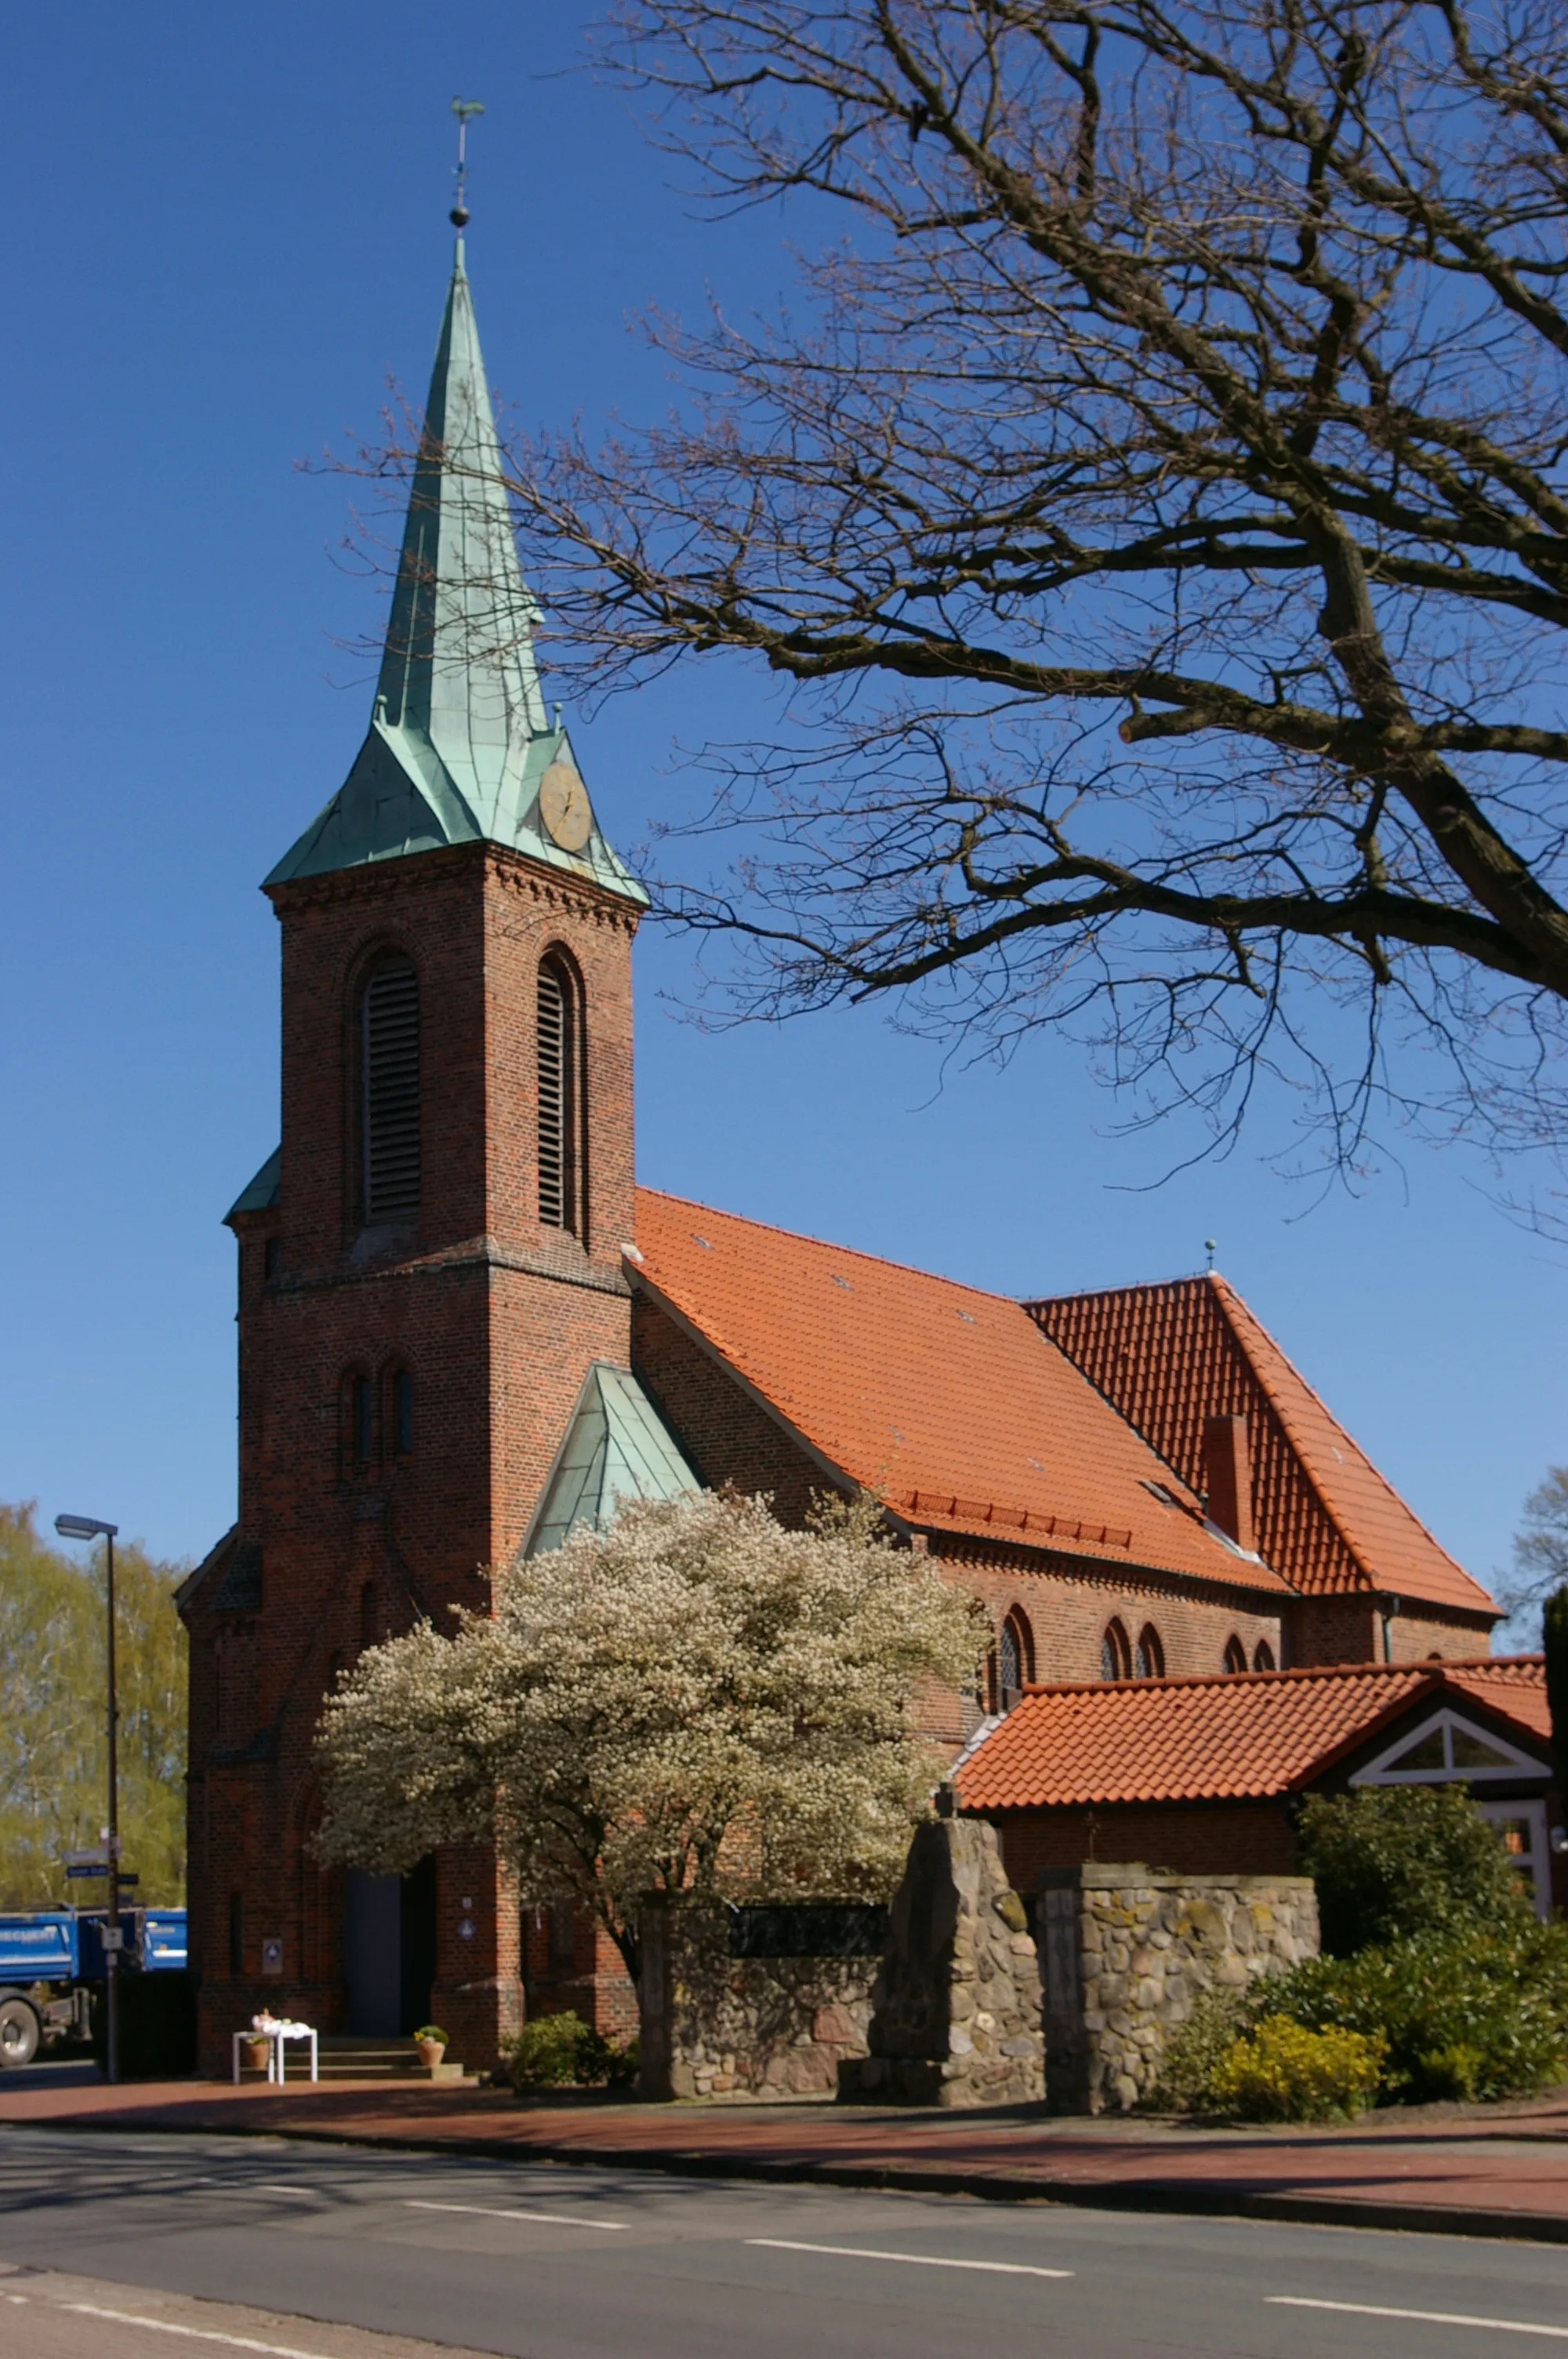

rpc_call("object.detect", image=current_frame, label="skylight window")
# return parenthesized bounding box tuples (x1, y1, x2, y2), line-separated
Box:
(1141, 1479, 1181, 1507)
(832, 1274, 853, 1290)
(957, 1309, 977, 1325)
(691, 1234, 712, 1249)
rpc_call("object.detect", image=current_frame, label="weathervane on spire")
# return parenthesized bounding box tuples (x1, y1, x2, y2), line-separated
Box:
(450, 96, 485, 228)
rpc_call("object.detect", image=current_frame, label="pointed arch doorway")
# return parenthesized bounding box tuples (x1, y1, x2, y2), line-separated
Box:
(343, 1856, 437, 2034)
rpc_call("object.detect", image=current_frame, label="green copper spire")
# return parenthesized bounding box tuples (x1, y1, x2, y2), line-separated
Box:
(267, 240, 644, 904)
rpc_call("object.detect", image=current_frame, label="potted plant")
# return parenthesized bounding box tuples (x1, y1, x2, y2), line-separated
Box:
(242, 2031, 270, 2074)
(414, 2024, 448, 2071)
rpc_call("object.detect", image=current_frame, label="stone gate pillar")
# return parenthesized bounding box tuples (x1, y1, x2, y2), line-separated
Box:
(839, 1817, 1044, 2107)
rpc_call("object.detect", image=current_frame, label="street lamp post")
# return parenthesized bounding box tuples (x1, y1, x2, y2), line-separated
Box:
(55, 1512, 122, 2085)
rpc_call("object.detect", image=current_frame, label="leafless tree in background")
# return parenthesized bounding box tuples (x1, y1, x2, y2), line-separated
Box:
(485, 2, 1568, 1174)
(1501, 1467, 1568, 1641)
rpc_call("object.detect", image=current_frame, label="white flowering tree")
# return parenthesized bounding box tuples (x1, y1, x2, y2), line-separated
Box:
(314, 1490, 979, 1983)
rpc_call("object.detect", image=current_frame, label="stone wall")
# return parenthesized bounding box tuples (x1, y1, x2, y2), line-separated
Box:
(1036, 1864, 1318, 2114)
(839, 1818, 1045, 2108)
(637, 1899, 877, 2101)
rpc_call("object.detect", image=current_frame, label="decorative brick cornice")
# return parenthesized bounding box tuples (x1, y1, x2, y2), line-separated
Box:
(264, 841, 481, 914)
(265, 838, 643, 934)
(487, 845, 643, 933)
(910, 1528, 1292, 1607)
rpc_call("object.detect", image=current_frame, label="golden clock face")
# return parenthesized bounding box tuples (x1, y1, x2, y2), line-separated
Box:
(539, 760, 593, 852)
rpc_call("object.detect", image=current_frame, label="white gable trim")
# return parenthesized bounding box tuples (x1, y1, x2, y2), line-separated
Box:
(1351, 1704, 1551, 1786)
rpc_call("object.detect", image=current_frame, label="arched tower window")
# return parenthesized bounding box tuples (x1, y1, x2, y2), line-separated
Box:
(1101, 1618, 1132, 1681)
(1223, 1634, 1248, 1674)
(537, 954, 582, 1234)
(993, 1607, 1035, 1710)
(361, 955, 420, 1223)
(390, 1367, 413, 1457)
(1253, 1638, 1276, 1672)
(1134, 1623, 1165, 1679)
(339, 1369, 374, 1476)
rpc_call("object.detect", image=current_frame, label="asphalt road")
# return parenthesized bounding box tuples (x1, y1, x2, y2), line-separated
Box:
(1, 2126, 1566, 2359)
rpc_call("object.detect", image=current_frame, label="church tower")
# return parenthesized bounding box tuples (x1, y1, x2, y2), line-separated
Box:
(181, 234, 648, 2070)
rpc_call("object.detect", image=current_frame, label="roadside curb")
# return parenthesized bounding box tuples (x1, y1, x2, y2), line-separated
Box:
(12, 2112, 1568, 2245)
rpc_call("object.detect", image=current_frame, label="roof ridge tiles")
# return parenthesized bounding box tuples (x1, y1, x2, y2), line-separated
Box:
(635, 1185, 1018, 1305)
(1024, 1270, 1222, 1309)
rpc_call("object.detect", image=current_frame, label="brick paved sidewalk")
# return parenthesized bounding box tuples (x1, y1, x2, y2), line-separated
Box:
(4, 2071, 1568, 2242)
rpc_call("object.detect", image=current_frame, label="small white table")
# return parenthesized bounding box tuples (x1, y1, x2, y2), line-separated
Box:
(232, 2022, 318, 2085)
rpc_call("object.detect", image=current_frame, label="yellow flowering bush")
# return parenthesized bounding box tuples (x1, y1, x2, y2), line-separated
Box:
(1209, 2016, 1385, 2122)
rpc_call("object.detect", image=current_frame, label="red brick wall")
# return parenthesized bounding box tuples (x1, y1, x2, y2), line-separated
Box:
(186, 841, 643, 2071)
(521, 1908, 639, 2041)
(991, 1801, 1298, 1892)
(931, 1539, 1285, 1696)
(1385, 1609, 1497, 1663)
(1287, 1593, 1381, 1667)
(631, 1290, 836, 1524)
(1287, 1594, 1494, 1667)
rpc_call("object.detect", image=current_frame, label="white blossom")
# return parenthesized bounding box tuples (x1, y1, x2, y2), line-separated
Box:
(314, 1490, 978, 1977)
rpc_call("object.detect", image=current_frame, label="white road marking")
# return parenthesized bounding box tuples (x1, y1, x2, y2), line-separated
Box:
(406, 2198, 627, 2231)
(240, 2184, 321, 2199)
(1269, 2299, 1568, 2339)
(67, 2304, 338, 2359)
(747, 2238, 1073, 2278)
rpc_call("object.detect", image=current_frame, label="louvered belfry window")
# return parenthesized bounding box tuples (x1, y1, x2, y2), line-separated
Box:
(361, 956, 420, 1223)
(537, 956, 578, 1231)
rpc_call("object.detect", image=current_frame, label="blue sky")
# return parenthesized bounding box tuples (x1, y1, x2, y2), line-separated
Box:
(0, 0, 1560, 1622)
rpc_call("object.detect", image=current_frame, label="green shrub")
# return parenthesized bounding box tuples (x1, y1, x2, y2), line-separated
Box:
(1149, 1983, 1254, 2112)
(1271, 1917, 1568, 2104)
(500, 2010, 638, 2092)
(1298, 1785, 1533, 1956)
(1209, 2016, 1385, 2122)
(412, 2024, 448, 2046)
(601, 2030, 639, 2090)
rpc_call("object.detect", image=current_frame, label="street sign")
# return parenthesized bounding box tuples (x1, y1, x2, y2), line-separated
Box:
(64, 1851, 110, 1870)
(66, 1863, 108, 1879)
(115, 1874, 139, 1886)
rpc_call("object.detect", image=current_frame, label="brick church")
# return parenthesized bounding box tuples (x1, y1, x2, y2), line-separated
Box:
(180, 238, 1548, 2074)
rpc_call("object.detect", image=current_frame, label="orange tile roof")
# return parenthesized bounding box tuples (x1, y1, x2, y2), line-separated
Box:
(956, 1656, 1548, 1811)
(632, 1190, 1289, 1593)
(1030, 1274, 1494, 1617)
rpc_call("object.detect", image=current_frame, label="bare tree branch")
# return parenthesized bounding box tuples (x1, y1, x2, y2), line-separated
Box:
(361, 0, 1568, 1173)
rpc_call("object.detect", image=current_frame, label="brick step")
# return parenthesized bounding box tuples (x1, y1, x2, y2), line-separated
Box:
(321, 2037, 466, 2081)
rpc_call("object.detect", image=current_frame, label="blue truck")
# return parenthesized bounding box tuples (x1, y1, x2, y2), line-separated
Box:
(0, 1910, 187, 2066)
